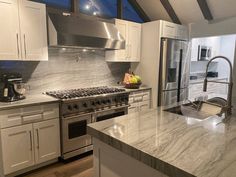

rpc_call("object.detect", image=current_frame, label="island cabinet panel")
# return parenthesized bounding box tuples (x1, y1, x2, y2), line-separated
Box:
(93, 138, 168, 177)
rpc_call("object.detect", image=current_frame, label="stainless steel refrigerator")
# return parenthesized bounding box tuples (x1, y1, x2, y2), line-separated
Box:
(158, 38, 190, 106)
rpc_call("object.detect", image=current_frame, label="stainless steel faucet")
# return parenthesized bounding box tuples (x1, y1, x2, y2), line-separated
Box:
(203, 56, 233, 118)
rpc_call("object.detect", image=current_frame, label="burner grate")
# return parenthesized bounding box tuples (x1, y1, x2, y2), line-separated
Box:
(45, 86, 126, 100)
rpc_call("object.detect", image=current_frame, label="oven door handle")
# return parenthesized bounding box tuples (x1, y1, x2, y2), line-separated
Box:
(63, 112, 93, 121)
(94, 105, 129, 114)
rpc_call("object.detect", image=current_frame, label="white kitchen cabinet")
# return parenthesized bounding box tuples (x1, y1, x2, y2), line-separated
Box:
(161, 21, 188, 40)
(0, 103, 60, 176)
(33, 119, 60, 164)
(188, 78, 228, 101)
(19, 0, 48, 61)
(106, 19, 141, 62)
(0, 0, 48, 61)
(1, 124, 34, 175)
(0, 0, 21, 60)
(128, 89, 151, 114)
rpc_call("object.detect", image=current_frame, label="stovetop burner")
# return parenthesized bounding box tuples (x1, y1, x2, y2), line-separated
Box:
(45, 86, 126, 100)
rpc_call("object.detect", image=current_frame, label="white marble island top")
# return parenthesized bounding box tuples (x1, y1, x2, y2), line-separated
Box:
(88, 107, 236, 177)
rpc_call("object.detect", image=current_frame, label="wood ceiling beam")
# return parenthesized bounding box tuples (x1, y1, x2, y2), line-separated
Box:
(160, 0, 181, 24)
(197, 0, 213, 20)
(117, 0, 123, 19)
(127, 0, 151, 22)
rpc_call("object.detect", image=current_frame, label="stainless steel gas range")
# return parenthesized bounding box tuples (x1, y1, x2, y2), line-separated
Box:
(45, 86, 129, 160)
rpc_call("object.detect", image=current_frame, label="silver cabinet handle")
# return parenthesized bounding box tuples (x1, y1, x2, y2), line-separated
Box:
(36, 129, 39, 149)
(29, 131, 33, 151)
(23, 34, 27, 59)
(126, 44, 129, 58)
(129, 44, 132, 58)
(16, 33, 20, 58)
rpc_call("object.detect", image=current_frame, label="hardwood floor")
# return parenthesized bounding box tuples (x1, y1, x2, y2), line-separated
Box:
(19, 155, 93, 177)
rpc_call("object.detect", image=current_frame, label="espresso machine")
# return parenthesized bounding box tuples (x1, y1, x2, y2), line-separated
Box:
(0, 73, 26, 102)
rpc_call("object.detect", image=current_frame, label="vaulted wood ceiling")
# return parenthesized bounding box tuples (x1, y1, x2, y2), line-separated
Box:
(137, 0, 236, 24)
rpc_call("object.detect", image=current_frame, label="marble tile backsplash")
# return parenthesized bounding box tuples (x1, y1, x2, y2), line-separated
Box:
(0, 48, 130, 94)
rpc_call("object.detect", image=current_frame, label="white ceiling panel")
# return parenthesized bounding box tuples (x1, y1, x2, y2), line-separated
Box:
(168, 0, 204, 24)
(207, 0, 236, 19)
(136, 0, 171, 22)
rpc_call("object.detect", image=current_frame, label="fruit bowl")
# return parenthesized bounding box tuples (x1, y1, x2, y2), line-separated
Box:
(124, 82, 142, 89)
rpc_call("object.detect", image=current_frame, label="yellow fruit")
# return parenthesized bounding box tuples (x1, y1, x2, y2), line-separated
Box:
(135, 75, 141, 82)
(130, 77, 138, 84)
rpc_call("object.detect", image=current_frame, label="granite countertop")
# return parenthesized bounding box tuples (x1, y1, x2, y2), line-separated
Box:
(190, 77, 228, 84)
(88, 104, 236, 177)
(115, 85, 152, 92)
(0, 94, 59, 110)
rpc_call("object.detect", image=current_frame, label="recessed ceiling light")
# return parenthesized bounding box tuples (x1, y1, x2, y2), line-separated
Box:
(85, 4, 90, 10)
(93, 11, 97, 16)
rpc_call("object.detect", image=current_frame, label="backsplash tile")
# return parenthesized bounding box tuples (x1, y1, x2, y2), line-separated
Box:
(0, 48, 130, 93)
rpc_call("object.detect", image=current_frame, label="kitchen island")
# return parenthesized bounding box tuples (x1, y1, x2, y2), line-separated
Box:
(88, 105, 236, 177)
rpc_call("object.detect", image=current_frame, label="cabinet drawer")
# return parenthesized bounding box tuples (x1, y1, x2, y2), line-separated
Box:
(0, 109, 22, 129)
(139, 101, 150, 111)
(42, 103, 59, 120)
(0, 103, 59, 128)
(128, 103, 138, 114)
(142, 91, 150, 101)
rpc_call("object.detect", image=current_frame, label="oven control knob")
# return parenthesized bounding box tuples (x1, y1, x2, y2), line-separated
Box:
(83, 103, 87, 108)
(68, 105, 73, 111)
(91, 101, 95, 106)
(107, 99, 111, 104)
(96, 101, 101, 105)
(102, 100, 106, 104)
(73, 104, 79, 109)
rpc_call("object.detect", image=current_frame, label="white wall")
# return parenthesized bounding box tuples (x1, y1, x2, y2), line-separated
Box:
(190, 16, 236, 38)
(218, 35, 236, 77)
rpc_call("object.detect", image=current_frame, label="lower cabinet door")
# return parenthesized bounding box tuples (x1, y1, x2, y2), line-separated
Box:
(33, 119, 60, 164)
(1, 124, 34, 175)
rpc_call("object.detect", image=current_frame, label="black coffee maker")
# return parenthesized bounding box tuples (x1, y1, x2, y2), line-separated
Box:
(0, 73, 26, 102)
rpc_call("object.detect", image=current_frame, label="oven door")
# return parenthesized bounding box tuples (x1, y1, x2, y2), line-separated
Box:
(62, 113, 92, 154)
(95, 106, 128, 122)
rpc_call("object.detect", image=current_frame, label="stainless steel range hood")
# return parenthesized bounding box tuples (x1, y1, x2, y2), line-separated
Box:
(48, 13, 125, 50)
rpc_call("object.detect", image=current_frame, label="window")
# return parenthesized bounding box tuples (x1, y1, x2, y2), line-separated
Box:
(123, 0, 143, 23)
(79, 0, 117, 18)
(37, 0, 71, 10)
(78, 0, 144, 23)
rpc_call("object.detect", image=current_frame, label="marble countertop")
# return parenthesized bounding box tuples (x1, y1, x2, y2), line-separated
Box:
(190, 77, 228, 85)
(0, 94, 59, 110)
(115, 85, 152, 92)
(88, 105, 236, 177)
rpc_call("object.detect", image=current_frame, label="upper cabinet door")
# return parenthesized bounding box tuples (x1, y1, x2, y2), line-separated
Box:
(33, 119, 60, 164)
(128, 22, 141, 62)
(115, 19, 128, 60)
(0, 0, 21, 60)
(19, 0, 48, 61)
(1, 124, 34, 175)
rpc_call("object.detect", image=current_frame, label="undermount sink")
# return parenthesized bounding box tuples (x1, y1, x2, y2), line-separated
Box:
(164, 101, 223, 120)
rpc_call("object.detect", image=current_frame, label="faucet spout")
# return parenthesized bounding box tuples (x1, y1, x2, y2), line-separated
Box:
(203, 56, 233, 117)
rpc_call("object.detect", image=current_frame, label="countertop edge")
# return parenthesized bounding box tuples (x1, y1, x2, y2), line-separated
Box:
(87, 125, 195, 177)
(0, 98, 60, 111)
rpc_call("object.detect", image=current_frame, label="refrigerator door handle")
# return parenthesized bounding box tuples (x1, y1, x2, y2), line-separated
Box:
(177, 49, 183, 102)
(158, 39, 168, 106)
(162, 39, 168, 90)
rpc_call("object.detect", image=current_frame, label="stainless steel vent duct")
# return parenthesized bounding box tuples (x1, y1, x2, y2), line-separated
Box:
(48, 13, 125, 50)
